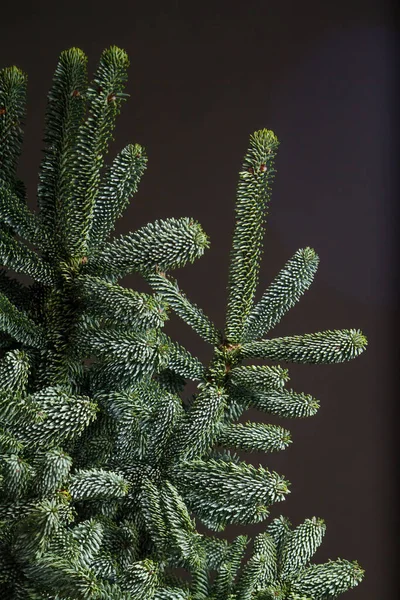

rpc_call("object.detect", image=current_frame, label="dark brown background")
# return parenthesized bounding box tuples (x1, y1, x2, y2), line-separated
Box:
(1, 1, 398, 597)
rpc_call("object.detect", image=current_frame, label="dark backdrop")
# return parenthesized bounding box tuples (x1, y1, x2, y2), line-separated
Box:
(1, 1, 398, 597)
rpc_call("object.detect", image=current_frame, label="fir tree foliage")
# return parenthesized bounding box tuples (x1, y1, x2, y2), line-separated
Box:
(0, 45, 367, 599)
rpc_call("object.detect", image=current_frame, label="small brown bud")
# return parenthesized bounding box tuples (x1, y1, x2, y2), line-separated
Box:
(71, 89, 80, 97)
(107, 93, 116, 103)
(81, 256, 88, 264)
(247, 166, 254, 174)
(260, 163, 267, 172)
(0, 107, 6, 115)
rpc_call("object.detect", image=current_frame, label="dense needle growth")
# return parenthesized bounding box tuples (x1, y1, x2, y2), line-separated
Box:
(0, 46, 367, 599)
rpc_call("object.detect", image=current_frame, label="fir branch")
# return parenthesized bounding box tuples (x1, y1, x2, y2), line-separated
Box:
(0, 348, 31, 393)
(146, 272, 221, 345)
(87, 217, 210, 280)
(77, 273, 168, 331)
(63, 46, 131, 259)
(279, 517, 326, 579)
(249, 388, 320, 419)
(139, 478, 168, 555)
(233, 554, 270, 600)
(240, 328, 368, 364)
(17, 385, 98, 447)
(73, 321, 162, 365)
(0, 182, 52, 252)
(121, 558, 159, 597)
(218, 422, 292, 453)
(266, 516, 293, 570)
(22, 553, 101, 600)
(35, 447, 73, 497)
(0, 454, 35, 501)
(88, 143, 148, 252)
(290, 558, 365, 598)
(161, 480, 202, 568)
(170, 458, 290, 530)
(145, 392, 185, 466)
(243, 247, 320, 342)
(0, 66, 27, 191)
(225, 129, 279, 343)
(0, 293, 47, 349)
(211, 534, 249, 598)
(69, 468, 130, 501)
(160, 332, 206, 381)
(251, 532, 278, 588)
(0, 228, 58, 285)
(0, 427, 24, 454)
(36, 47, 88, 261)
(165, 382, 227, 462)
(229, 364, 290, 392)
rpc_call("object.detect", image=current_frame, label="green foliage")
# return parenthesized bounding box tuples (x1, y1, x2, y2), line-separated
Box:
(0, 45, 367, 599)
(225, 130, 279, 343)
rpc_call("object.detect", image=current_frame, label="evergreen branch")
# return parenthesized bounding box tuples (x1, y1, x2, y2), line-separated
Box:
(0, 182, 52, 251)
(279, 517, 326, 579)
(0, 427, 24, 454)
(229, 364, 289, 392)
(12, 498, 75, 560)
(243, 247, 320, 342)
(290, 558, 365, 598)
(63, 46, 131, 259)
(170, 458, 290, 530)
(36, 47, 88, 261)
(198, 535, 229, 571)
(233, 554, 269, 600)
(88, 355, 160, 392)
(145, 392, 185, 466)
(0, 229, 58, 285)
(17, 385, 98, 446)
(122, 558, 159, 597)
(0, 292, 47, 348)
(251, 532, 278, 587)
(69, 468, 129, 501)
(161, 480, 202, 567)
(240, 328, 368, 364)
(211, 534, 249, 598)
(0, 389, 44, 430)
(73, 321, 163, 365)
(77, 273, 168, 331)
(35, 447, 73, 497)
(266, 515, 292, 573)
(87, 217, 209, 280)
(71, 519, 104, 569)
(145, 272, 221, 345)
(0, 66, 27, 190)
(0, 348, 31, 393)
(225, 129, 279, 343)
(249, 388, 320, 419)
(139, 477, 168, 554)
(113, 519, 141, 572)
(88, 143, 148, 251)
(0, 454, 35, 501)
(160, 332, 206, 380)
(218, 422, 292, 453)
(22, 554, 101, 600)
(166, 383, 227, 463)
